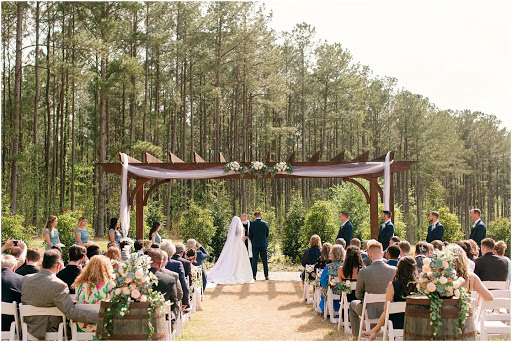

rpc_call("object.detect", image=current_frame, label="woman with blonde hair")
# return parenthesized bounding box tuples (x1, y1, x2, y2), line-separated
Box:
(43, 215, 61, 250)
(301, 235, 322, 281)
(72, 255, 115, 333)
(75, 216, 89, 245)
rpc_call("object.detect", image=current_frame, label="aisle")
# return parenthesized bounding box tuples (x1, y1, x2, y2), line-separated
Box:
(180, 276, 353, 340)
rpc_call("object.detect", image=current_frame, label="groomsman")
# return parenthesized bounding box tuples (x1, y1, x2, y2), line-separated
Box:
(426, 211, 444, 243)
(469, 208, 486, 254)
(336, 211, 354, 243)
(241, 213, 252, 264)
(377, 211, 394, 251)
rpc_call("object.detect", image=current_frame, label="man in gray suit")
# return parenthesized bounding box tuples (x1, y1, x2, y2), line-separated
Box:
(21, 249, 99, 340)
(349, 242, 396, 337)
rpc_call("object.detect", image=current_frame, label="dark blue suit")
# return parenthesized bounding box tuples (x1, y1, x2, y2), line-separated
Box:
(194, 246, 209, 291)
(426, 222, 444, 243)
(1, 268, 23, 332)
(165, 258, 189, 306)
(336, 220, 354, 243)
(249, 218, 269, 278)
(469, 220, 487, 252)
(378, 221, 394, 251)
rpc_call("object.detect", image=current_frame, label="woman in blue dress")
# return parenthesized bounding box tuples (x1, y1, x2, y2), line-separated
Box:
(108, 218, 122, 244)
(149, 221, 162, 244)
(319, 244, 346, 315)
(43, 215, 61, 250)
(75, 216, 89, 245)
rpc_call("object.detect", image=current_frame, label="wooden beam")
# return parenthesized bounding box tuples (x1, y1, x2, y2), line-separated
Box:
(343, 178, 370, 204)
(309, 151, 321, 163)
(371, 151, 395, 162)
(144, 152, 163, 163)
(135, 178, 145, 240)
(331, 152, 345, 163)
(369, 177, 379, 240)
(351, 151, 369, 163)
(168, 152, 184, 164)
(219, 152, 226, 163)
(287, 151, 296, 164)
(194, 152, 206, 163)
(266, 152, 271, 163)
(118, 152, 141, 164)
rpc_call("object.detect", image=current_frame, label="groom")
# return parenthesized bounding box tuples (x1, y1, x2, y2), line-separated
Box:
(249, 211, 269, 280)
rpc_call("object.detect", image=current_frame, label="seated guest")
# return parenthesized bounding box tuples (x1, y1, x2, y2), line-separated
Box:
(105, 246, 121, 265)
(186, 239, 209, 291)
(16, 248, 41, 276)
(1, 238, 27, 270)
(108, 218, 122, 244)
(351, 238, 371, 266)
(2, 254, 24, 332)
(431, 240, 444, 251)
(86, 245, 101, 261)
(364, 256, 418, 340)
(466, 239, 480, 262)
(185, 249, 197, 263)
(397, 241, 411, 259)
(57, 244, 86, 294)
(151, 243, 160, 249)
(455, 241, 476, 272)
(301, 235, 322, 282)
(494, 241, 511, 282)
(74, 217, 89, 245)
(349, 242, 396, 337)
(71, 255, 115, 333)
(386, 244, 400, 267)
(147, 249, 180, 318)
(338, 246, 365, 304)
(450, 244, 493, 300)
(314, 243, 332, 275)
(173, 242, 193, 285)
(319, 245, 345, 315)
(160, 250, 183, 303)
(414, 241, 430, 272)
(335, 238, 346, 249)
(119, 240, 132, 261)
(134, 239, 145, 253)
(474, 238, 508, 281)
(160, 240, 189, 310)
(390, 236, 400, 245)
(21, 249, 98, 340)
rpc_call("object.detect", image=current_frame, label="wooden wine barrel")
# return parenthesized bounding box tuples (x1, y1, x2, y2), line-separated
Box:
(404, 296, 476, 340)
(96, 300, 167, 340)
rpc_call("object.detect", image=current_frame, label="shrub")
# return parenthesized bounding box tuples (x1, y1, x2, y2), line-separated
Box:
(209, 193, 232, 259)
(1, 214, 33, 247)
(179, 201, 215, 248)
(282, 199, 305, 260)
(438, 206, 463, 242)
(303, 201, 337, 246)
(488, 217, 511, 258)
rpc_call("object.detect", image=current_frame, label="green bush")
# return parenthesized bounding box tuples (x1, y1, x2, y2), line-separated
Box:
(1, 214, 33, 247)
(282, 199, 305, 260)
(209, 193, 232, 259)
(488, 217, 511, 258)
(303, 201, 337, 245)
(179, 201, 215, 248)
(57, 210, 86, 263)
(438, 206, 463, 242)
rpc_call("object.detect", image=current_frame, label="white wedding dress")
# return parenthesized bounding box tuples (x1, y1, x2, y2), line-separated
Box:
(207, 216, 254, 284)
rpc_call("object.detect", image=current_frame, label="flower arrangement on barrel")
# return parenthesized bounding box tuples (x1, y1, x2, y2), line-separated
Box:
(97, 253, 165, 340)
(415, 247, 472, 339)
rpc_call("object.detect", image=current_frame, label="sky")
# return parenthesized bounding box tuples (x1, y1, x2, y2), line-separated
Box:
(264, 0, 512, 131)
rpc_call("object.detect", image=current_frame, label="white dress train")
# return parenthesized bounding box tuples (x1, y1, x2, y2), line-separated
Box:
(207, 216, 254, 284)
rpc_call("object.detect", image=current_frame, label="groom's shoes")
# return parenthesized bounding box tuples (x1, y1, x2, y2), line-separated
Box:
(253, 277, 256, 281)
(265, 277, 269, 280)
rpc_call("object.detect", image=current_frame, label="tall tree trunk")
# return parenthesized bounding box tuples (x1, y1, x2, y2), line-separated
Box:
(33, 1, 41, 224)
(130, 8, 137, 142)
(59, 9, 66, 212)
(70, 7, 76, 210)
(45, 9, 52, 217)
(189, 60, 194, 199)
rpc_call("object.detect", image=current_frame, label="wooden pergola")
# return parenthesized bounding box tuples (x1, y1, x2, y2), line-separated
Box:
(97, 151, 416, 240)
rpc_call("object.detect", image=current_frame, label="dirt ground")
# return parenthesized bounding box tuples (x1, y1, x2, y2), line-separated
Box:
(179, 280, 354, 340)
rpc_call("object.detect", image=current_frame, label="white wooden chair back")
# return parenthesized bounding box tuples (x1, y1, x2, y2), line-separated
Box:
(1, 302, 20, 341)
(18, 304, 66, 341)
(357, 292, 387, 341)
(482, 281, 510, 290)
(479, 298, 511, 341)
(490, 289, 511, 299)
(163, 301, 175, 341)
(69, 304, 100, 341)
(337, 281, 357, 333)
(382, 301, 406, 341)
(303, 264, 315, 304)
(324, 283, 342, 323)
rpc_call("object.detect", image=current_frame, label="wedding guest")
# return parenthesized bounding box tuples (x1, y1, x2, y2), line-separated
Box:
(469, 208, 486, 254)
(398, 241, 411, 259)
(390, 236, 400, 244)
(351, 238, 371, 266)
(173, 242, 193, 286)
(57, 244, 87, 294)
(455, 241, 475, 272)
(160, 250, 184, 302)
(21, 249, 99, 340)
(450, 244, 493, 300)
(105, 246, 121, 265)
(71, 255, 115, 333)
(16, 248, 41, 276)
(426, 211, 444, 243)
(2, 254, 23, 332)
(301, 235, 322, 281)
(338, 246, 365, 304)
(474, 238, 508, 281)
(335, 238, 346, 249)
(148, 249, 180, 318)
(186, 239, 208, 292)
(185, 249, 197, 263)
(377, 211, 394, 251)
(414, 241, 430, 272)
(160, 239, 190, 309)
(134, 239, 145, 253)
(86, 244, 101, 261)
(108, 218, 122, 244)
(314, 243, 332, 275)
(431, 240, 444, 251)
(336, 211, 353, 244)
(364, 256, 418, 340)
(466, 239, 480, 262)
(386, 244, 400, 267)
(319, 245, 345, 315)
(1, 238, 27, 270)
(149, 221, 163, 244)
(494, 241, 511, 282)
(43, 215, 61, 250)
(119, 239, 132, 261)
(349, 242, 396, 337)
(75, 216, 89, 245)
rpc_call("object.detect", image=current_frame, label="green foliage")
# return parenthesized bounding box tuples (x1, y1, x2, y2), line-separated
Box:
(207, 185, 232, 259)
(282, 198, 305, 260)
(438, 206, 464, 242)
(488, 217, 511, 257)
(145, 201, 164, 237)
(179, 201, 215, 248)
(329, 183, 369, 240)
(57, 210, 85, 263)
(1, 214, 33, 246)
(303, 201, 337, 245)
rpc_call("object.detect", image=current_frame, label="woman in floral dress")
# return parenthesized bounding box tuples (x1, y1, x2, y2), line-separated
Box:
(71, 255, 115, 333)
(319, 244, 345, 315)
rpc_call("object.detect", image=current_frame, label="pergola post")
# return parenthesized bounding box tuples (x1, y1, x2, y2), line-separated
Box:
(370, 177, 379, 240)
(390, 172, 395, 223)
(136, 179, 145, 240)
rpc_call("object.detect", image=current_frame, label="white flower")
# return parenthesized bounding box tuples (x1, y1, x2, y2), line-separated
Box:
(422, 265, 431, 274)
(453, 280, 460, 289)
(439, 276, 448, 285)
(140, 295, 147, 302)
(457, 277, 466, 286)
(141, 275, 149, 283)
(426, 282, 437, 293)
(134, 269, 144, 279)
(423, 258, 431, 267)
(115, 288, 122, 295)
(345, 280, 351, 287)
(125, 277, 132, 284)
(454, 289, 460, 297)
(442, 261, 450, 269)
(131, 289, 141, 299)
(122, 287, 130, 295)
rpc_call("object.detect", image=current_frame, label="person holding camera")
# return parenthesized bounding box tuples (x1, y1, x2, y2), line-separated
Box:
(1, 238, 27, 271)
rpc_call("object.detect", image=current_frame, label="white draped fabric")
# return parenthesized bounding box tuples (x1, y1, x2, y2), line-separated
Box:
(119, 152, 393, 235)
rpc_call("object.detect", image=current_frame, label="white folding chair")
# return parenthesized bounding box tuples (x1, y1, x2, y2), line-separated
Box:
(302, 265, 315, 304)
(69, 304, 100, 341)
(18, 304, 67, 341)
(1, 302, 20, 341)
(490, 289, 511, 299)
(482, 281, 510, 290)
(479, 298, 511, 341)
(357, 292, 387, 341)
(324, 286, 341, 323)
(382, 301, 406, 341)
(163, 301, 175, 341)
(337, 281, 357, 333)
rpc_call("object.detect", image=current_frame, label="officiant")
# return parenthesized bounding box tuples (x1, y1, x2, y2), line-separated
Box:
(241, 213, 253, 264)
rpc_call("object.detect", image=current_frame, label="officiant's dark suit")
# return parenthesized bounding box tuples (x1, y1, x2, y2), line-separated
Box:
(249, 216, 269, 279)
(336, 220, 354, 243)
(378, 220, 394, 251)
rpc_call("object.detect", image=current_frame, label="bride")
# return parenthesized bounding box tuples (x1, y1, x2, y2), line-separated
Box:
(207, 216, 254, 284)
